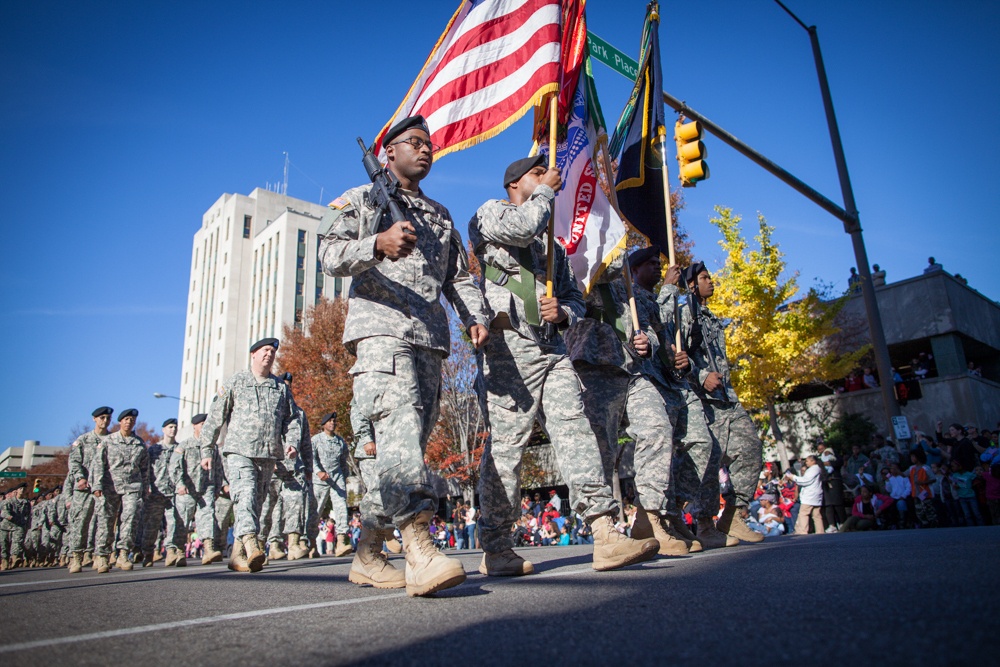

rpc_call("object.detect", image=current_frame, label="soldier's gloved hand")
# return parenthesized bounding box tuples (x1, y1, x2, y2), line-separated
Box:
(541, 167, 562, 193)
(285, 445, 298, 459)
(317, 471, 330, 482)
(664, 264, 681, 286)
(363, 441, 376, 457)
(469, 324, 489, 349)
(673, 346, 690, 372)
(200, 457, 212, 471)
(376, 221, 417, 260)
(176, 485, 188, 496)
(631, 331, 650, 357)
(703, 371, 723, 392)
(539, 297, 566, 324)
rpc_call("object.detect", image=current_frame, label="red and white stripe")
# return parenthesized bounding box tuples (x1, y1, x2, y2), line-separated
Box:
(376, 0, 561, 159)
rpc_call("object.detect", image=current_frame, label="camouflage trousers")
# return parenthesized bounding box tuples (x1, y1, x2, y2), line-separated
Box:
(68, 490, 96, 554)
(164, 500, 183, 550)
(0, 527, 25, 561)
(702, 401, 763, 508)
(226, 454, 275, 539)
(175, 489, 216, 545)
(575, 364, 674, 514)
(280, 475, 308, 535)
(356, 456, 393, 532)
(95, 491, 143, 555)
(477, 330, 617, 553)
(214, 495, 234, 550)
(351, 336, 441, 526)
(138, 493, 169, 554)
(671, 389, 722, 520)
(261, 476, 284, 543)
(309, 474, 349, 539)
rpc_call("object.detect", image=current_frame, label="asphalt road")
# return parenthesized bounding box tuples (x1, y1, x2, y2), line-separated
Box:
(1, 527, 997, 666)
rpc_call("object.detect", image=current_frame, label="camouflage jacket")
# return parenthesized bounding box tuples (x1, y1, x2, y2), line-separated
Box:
(318, 184, 487, 355)
(68, 430, 105, 489)
(171, 437, 215, 495)
(199, 369, 301, 461)
(350, 394, 374, 460)
(634, 284, 690, 395)
(468, 188, 584, 349)
(93, 431, 149, 495)
(312, 431, 349, 478)
(30, 501, 47, 532)
(0, 497, 30, 530)
(147, 441, 175, 497)
(671, 289, 738, 404)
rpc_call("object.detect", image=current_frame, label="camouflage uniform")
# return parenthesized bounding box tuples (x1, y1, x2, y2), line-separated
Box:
(318, 183, 486, 527)
(469, 191, 618, 554)
(309, 430, 350, 540)
(44, 496, 64, 560)
(649, 284, 722, 521)
(25, 500, 46, 562)
(199, 369, 301, 539)
(67, 431, 103, 554)
(0, 496, 30, 563)
(92, 430, 149, 555)
(261, 470, 285, 545)
(278, 405, 311, 538)
(351, 396, 392, 533)
(139, 439, 175, 556)
(170, 436, 218, 546)
(678, 295, 763, 509)
(565, 264, 675, 515)
(213, 450, 234, 551)
(57, 479, 72, 561)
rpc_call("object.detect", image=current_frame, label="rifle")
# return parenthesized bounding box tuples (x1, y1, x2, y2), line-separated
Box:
(356, 138, 412, 254)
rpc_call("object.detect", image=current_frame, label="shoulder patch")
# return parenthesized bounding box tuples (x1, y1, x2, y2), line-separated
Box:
(217, 387, 226, 398)
(174, 446, 183, 454)
(328, 197, 349, 210)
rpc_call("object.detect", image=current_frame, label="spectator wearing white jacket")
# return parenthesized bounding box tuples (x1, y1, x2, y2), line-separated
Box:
(787, 455, 825, 535)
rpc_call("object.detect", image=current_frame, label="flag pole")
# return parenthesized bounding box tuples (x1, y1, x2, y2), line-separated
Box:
(659, 130, 682, 349)
(597, 134, 642, 338)
(545, 93, 558, 299)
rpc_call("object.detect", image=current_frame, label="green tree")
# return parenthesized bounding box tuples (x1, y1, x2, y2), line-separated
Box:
(823, 413, 878, 457)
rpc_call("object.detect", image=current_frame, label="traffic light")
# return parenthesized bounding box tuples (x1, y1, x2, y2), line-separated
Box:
(33, 479, 41, 493)
(674, 118, 709, 187)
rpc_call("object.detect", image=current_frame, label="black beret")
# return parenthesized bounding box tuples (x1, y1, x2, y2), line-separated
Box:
(118, 408, 138, 421)
(191, 413, 208, 425)
(162, 418, 177, 428)
(382, 115, 430, 148)
(250, 337, 279, 353)
(503, 154, 546, 188)
(282, 372, 293, 383)
(628, 245, 661, 269)
(682, 261, 707, 286)
(12, 482, 26, 491)
(320, 411, 337, 426)
(92, 406, 113, 418)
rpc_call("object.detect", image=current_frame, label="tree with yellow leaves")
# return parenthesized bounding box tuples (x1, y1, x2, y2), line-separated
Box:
(707, 206, 867, 468)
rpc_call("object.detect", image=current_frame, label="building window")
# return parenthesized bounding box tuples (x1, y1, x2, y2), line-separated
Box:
(186, 348, 190, 360)
(219, 302, 224, 314)
(218, 327, 222, 340)
(224, 252, 227, 265)
(243, 215, 252, 239)
(297, 256, 304, 270)
(222, 276, 226, 289)
(225, 217, 230, 241)
(216, 353, 220, 366)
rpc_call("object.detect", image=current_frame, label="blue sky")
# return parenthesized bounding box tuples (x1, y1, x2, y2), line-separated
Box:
(2, 1, 998, 449)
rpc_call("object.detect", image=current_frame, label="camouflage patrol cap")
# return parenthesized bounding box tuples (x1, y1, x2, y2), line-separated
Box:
(682, 261, 707, 286)
(92, 406, 113, 418)
(162, 418, 177, 428)
(382, 115, 430, 148)
(191, 413, 208, 425)
(503, 154, 546, 188)
(250, 337, 279, 353)
(118, 408, 138, 421)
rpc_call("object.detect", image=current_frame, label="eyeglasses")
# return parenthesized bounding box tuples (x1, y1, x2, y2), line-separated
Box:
(390, 137, 441, 153)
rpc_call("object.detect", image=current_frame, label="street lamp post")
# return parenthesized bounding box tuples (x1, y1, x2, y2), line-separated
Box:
(152, 392, 198, 410)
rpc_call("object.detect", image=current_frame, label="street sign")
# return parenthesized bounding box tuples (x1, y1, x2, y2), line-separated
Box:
(891, 416, 911, 441)
(587, 32, 639, 81)
(0, 471, 27, 478)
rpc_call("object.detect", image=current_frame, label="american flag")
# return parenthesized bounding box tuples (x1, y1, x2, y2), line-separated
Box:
(375, 0, 561, 159)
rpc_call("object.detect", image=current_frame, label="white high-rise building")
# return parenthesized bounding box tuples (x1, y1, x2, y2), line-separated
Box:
(177, 188, 349, 432)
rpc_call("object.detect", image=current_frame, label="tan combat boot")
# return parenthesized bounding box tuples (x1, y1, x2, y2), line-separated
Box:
(268, 540, 286, 561)
(697, 517, 737, 549)
(0, 558, 7, 571)
(152, 548, 164, 562)
(96, 554, 110, 573)
(66, 553, 82, 574)
(243, 534, 265, 572)
(287, 533, 310, 560)
(590, 514, 659, 571)
(629, 507, 654, 540)
(479, 549, 534, 577)
(383, 529, 403, 554)
(647, 512, 689, 556)
(334, 533, 354, 557)
(82, 551, 94, 568)
(348, 526, 406, 589)
(717, 505, 764, 543)
(174, 550, 187, 567)
(164, 547, 178, 567)
(664, 516, 703, 553)
(228, 537, 251, 572)
(399, 511, 466, 597)
(117, 549, 134, 571)
(142, 552, 154, 568)
(201, 538, 223, 565)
